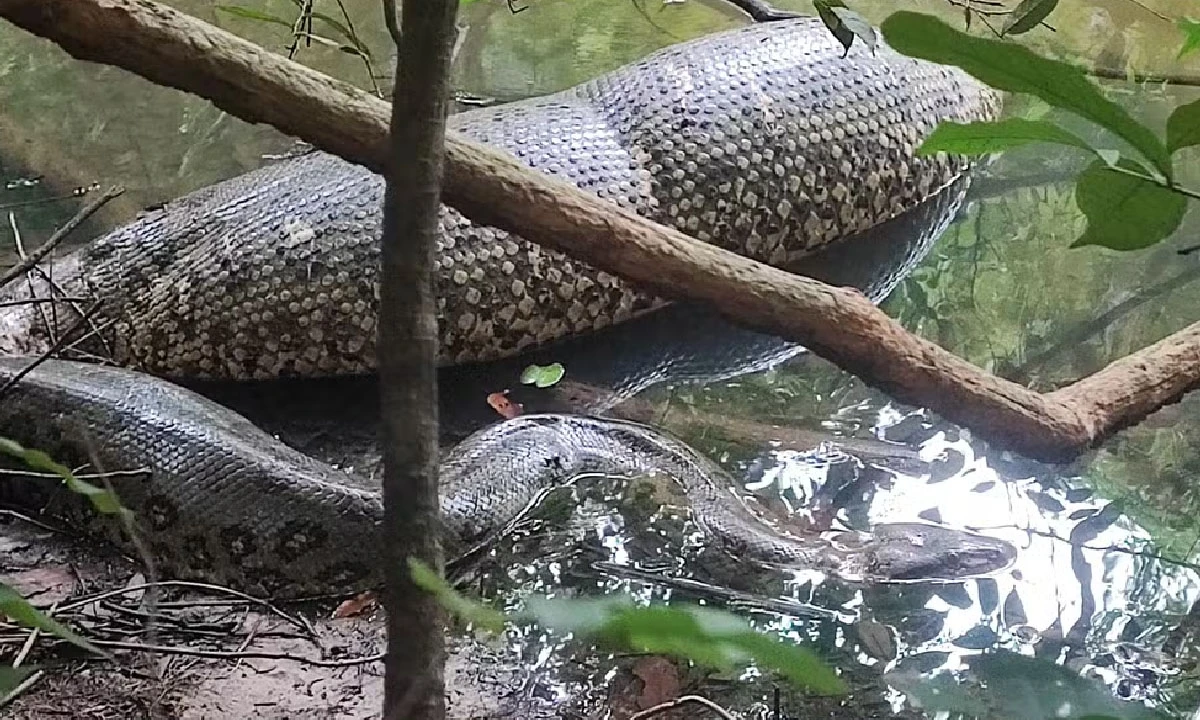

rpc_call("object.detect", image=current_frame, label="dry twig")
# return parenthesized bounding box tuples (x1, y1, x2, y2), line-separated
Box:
(629, 694, 739, 719)
(0, 185, 123, 290)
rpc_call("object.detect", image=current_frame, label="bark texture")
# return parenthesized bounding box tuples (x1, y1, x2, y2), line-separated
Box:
(0, 0, 1197, 462)
(377, 0, 458, 717)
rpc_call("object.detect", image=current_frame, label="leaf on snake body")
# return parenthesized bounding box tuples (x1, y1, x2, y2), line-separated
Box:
(917, 118, 1093, 156)
(1178, 18, 1200, 59)
(880, 11, 1172, 179)
(0, 582, 103, 656)
(520, 362, 565, 388)
(1071, 159, 1188, 251)
(1001, 0, 1058, 36)
(215, 5, 295, 28)
(812, 0, 851, 53)
(0, 438, 132, 520)
(1167, 97, 1200, 155)
(830, 7, 876, 54)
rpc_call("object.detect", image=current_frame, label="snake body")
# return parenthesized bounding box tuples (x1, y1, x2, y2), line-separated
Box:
(0, 19, 1014, 594)
(0, 358, 1015, 596)
(0, 18, 999, 377)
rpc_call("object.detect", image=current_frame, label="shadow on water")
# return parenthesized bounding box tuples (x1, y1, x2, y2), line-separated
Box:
(4, 1, 1200, 717)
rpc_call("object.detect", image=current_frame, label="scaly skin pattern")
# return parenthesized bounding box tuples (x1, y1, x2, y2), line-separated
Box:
(0, 358, 1016, 597)
(0, 18, 1000, 380)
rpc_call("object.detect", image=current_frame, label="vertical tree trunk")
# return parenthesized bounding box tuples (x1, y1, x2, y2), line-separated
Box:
(378, 0, 458, 716)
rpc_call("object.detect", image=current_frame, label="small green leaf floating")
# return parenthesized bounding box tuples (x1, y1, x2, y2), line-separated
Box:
(879, 11, 1172, 179)
(1001, 0, 1059, 36)
(0, 583, 104, 656)
(917, 118, 1093, 156)
(1072, 159, 1188, 251)
(520, 362, 565, 388)
(812, 0, 875, 55)
(1178, 18, 1200, 59)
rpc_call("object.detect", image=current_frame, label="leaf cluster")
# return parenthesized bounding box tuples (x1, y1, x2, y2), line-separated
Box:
(880, 12, 1200, 252)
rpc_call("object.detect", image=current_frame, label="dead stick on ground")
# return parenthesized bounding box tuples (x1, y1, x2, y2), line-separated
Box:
(629, 694, 739, 719)
(0, 185, 123, 289)
(53, 580, 317, 640)
(87, 639, 383, 667)
(1, 0, 1198, 462)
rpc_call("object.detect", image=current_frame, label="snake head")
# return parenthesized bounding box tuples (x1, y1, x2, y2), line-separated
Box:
(863, 522, 1018, 583)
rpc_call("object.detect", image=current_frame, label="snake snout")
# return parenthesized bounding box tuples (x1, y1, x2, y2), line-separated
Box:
(868, 522, 1018, 582)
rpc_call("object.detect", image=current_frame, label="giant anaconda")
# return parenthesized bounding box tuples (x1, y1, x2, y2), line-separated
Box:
(0, 357, 1016, 596)
(0, 17, 1000, 377)
(0, 18, 1014, 596)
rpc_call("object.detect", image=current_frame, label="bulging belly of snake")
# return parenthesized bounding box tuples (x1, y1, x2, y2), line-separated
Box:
(0, 17, 1000, 378)
(0, 358, 1016, 597)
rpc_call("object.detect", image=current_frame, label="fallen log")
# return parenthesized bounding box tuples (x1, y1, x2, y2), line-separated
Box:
(0, 0, 1197, 462)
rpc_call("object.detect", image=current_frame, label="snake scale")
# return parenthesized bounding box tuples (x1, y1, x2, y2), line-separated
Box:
(0, 18, 1015, 597)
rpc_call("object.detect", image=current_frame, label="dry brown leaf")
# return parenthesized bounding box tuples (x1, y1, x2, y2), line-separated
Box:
(632, 655, 681, 710)
(487, 391, 523, 419)
(332, 590, 378, 618)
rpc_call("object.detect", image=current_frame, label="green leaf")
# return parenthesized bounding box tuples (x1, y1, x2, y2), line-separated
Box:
(917, 118, 1092, 156)
(0, 438, 132, 519)
(408, 558, 506, 633)
(519, 362, 565, 388)
(0, 583, 102, 656)
(1178, 18, 1200, 59)
(0, 667, 36, 698)
(890, 651, 1167, 719)
(524, 596, 845, 695)
(812, 1, 874, 55)
(215, 5, 294, 28)
(1095, 148, 1121, 167)
(880, 11, 1172, 178)
(830, 7, 877, 54)
(1072, 159, 1188, 251)
(1167, 97, 1200, 155)
(1002, 0, 1058, 35)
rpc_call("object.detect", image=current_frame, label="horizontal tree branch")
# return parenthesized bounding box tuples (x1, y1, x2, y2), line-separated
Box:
(0, 0, 1196, 462)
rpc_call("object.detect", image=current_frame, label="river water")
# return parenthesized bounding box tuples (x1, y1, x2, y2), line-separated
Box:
(2, 0, 1200, 717)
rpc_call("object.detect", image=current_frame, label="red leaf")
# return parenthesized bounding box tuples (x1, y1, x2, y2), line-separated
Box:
(332, 590, 378, 618)
(487, 391, 523, 419)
